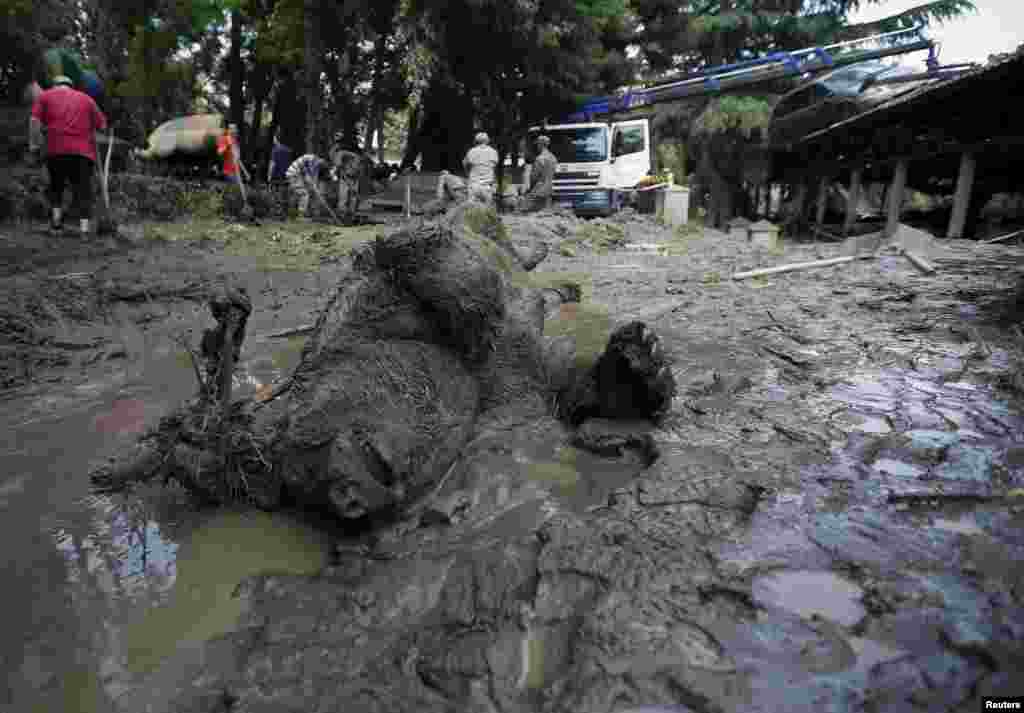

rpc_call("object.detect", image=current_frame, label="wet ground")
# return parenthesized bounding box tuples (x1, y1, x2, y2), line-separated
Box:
(1, 209, 1023, 712)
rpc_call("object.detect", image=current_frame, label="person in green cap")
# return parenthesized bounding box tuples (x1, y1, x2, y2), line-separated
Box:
(29, 75, 108, 235)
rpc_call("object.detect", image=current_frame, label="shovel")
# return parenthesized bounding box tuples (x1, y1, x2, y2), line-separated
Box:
(235, 155, 257, 222)
(309, 176, 343, 224)
(96, 127, 117, 235)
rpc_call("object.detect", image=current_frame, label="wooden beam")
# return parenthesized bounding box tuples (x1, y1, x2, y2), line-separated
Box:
(843, 167, 863, 236)
(815, 176, 828, 226)
(901, 249, 936, 275)
(732, 255, 873, 280)
(885, 160, 908, 237)
(980, 228, 1024, 245)
(947, 151, 976, 239)
(788, 135, 1024, 175)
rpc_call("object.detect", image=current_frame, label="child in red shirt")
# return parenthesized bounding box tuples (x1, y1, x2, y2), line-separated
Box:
(217, 124, 249, 184)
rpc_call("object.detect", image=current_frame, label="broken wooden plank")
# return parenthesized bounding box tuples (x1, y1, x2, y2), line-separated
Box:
(263, 324, 316, 339)
(811, 225, 844, 242)
(761, 344, 812, 367)
(901, 249, 936, 275)
(732, 254, 873, 280)
(980, 228, 1024, 245)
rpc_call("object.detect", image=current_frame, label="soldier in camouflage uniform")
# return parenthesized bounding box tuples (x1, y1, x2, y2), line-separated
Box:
(330, 134, 367, 220)
(520, 135, 558, 213)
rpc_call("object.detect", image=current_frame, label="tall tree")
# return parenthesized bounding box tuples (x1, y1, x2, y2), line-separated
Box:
(299, 0, 328, 154)
(228, 7, 244, 146)
(407, 0, 636, 171)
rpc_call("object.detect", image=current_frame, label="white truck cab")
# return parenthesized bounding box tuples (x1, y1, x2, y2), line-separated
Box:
(526, 118, 651, 216)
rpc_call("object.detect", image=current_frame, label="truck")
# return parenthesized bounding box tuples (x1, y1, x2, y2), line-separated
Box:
(525, 119, 652, 216)
(525, 25, 935, 216)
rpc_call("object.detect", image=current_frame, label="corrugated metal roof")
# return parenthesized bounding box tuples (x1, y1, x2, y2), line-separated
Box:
(792, 48, 1024, 147)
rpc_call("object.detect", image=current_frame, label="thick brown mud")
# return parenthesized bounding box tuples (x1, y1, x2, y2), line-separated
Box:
(1, 209, 1023, 712)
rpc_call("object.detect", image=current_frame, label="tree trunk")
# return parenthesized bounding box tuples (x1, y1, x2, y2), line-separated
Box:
(250, 70, 274, 182)
(273, 75, 306, 161)
(415, 79, 474, 173)
(302, 0, 324, 155)
(365, 32, 382, 154)
(402, 103, 422, 169)
(714, 0, 736, 65)
(345, 43, 361, 149)
(229, 10, 245, 150)
(376, 109, 386, 163)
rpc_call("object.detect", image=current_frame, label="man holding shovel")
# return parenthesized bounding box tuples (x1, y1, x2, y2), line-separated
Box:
(29, 75, 107, 236)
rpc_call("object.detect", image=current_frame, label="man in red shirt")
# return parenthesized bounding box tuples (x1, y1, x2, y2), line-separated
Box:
(29, 75, 108, 236)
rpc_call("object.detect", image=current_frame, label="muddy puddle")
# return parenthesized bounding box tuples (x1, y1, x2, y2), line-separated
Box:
(525, 443, 647, 510)
(0, 324, 323, 712)
(752, 570, 867, 628)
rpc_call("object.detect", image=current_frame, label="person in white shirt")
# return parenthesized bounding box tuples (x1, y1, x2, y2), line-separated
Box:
(462, 131, 499, 205)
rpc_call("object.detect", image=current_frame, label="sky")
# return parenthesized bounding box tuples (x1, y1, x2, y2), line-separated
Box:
(846, 0, 1024, 67)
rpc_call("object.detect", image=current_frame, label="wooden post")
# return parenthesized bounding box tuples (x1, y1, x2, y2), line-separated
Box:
(947, 151, 976, 239)
(792, 182, 807, 219)
(815, 176, 828, 226)
(843, 167, 862, 236)
(885, 159, 908, 237)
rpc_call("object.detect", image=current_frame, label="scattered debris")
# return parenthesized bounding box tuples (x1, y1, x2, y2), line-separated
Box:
(980, 228, 1024, 245)
(263, 324, 317, 340)
(901, 249, 936, 275)
(732, 255, 872, 280)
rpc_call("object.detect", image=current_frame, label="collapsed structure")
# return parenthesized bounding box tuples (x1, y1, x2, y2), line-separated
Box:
(770, 47, 1024, 239)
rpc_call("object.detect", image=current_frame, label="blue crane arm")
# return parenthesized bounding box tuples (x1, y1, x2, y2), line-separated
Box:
(567, 25, 930, 122)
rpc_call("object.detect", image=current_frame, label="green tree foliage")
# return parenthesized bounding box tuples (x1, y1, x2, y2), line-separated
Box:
(0, 0, 77, 102)
(632, 0, 977, 77)
(406, 0, 637, 171)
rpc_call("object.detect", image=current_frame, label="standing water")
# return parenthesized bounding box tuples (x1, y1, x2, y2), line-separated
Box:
(0, 335, 327, 712)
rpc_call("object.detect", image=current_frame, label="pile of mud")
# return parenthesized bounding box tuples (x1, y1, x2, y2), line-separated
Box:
(0, 167, 311, 224)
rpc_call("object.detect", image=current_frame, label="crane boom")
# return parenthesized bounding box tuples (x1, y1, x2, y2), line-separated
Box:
(567, 25, 934, 121)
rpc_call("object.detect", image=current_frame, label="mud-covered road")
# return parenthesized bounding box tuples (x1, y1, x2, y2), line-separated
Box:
(1, 210, 1023, 713)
